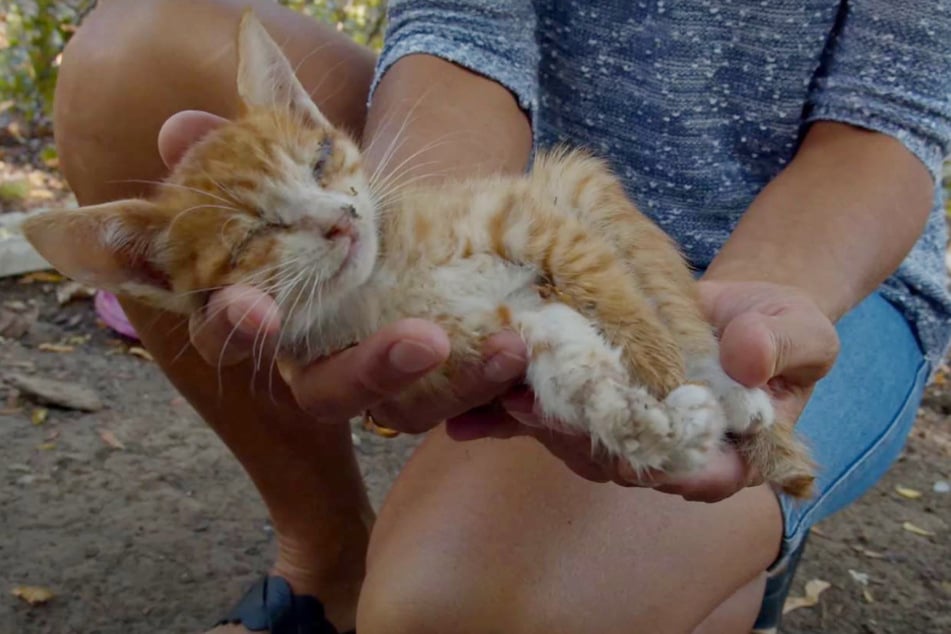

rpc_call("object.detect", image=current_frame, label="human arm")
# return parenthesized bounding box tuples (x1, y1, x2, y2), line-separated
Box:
(679, 0, 951, 499)
(493, 3, 951, 499)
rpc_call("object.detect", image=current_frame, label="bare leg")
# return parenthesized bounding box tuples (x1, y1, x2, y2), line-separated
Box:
(358, 427, 782, 633)
(55, 0, 375, 629)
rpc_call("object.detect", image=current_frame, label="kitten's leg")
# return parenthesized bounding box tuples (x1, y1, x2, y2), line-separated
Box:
(551, 159, 773, 433)
(539, 157, 814, 495)
(493, 204, 686, 397)
(513, 302, 724, 475)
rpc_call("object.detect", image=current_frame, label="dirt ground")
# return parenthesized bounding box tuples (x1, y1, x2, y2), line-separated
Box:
(0, 274, 948, 634)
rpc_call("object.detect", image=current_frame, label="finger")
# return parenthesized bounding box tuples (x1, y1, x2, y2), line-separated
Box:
(189, 285, 281, 366)
(719, 309, 840, 387)
(373, 331, 527, 432)
(158, 110, 228, 168)
(286, 319, 450, 422)
(650, 446, 756, 503)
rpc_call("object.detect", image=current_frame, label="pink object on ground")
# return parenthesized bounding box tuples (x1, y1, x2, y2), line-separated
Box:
(94, 291, 140, 340)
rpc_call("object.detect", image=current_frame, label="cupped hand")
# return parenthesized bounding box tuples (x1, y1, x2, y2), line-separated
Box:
(448, 278, 840, 502)
(159, 110, 528, 432)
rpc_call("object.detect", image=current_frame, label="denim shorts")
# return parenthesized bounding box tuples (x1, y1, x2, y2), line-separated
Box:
(754, 292, 931, 632)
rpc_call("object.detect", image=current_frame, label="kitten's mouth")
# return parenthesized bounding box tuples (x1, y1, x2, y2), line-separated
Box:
(330, 234, 362, 280)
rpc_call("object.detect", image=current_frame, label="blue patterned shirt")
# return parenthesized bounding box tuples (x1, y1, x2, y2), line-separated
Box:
(372, 0, 951, 367)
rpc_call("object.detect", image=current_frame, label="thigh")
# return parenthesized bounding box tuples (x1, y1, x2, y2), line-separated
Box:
(360, 429, 783, 634)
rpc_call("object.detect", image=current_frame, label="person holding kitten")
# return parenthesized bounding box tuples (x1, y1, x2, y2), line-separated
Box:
(51, 1, 949, 633)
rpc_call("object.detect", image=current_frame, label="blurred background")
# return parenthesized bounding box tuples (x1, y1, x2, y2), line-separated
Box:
(0, 0, 385, 212)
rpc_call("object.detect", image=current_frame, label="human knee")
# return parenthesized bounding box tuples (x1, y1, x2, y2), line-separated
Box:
(57, 0, 238, 117)
(356, 562, 520, 634)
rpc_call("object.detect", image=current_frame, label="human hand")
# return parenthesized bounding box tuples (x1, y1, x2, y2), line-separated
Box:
(159, 110, 529, 430)
(447, 279, 839, 502)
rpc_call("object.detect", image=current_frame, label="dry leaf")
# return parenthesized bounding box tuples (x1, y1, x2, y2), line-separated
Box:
(55, 281, 95, 305)
(902, 521, 935, 537)
(895, 485, 923, 499)
(36, 442, 55, 451)
(44, 430, 60, 442)
(18, 271, 64, 285)
(64, 335, 90, 346)
(850, 545, 885, 559)
(783, 578, 831, 615)
(37, 343, 75, 353)
(0, 302, 38, 339)
(98, 430, 125, 450)
(11, 585, 55, 605)
(4, 374, 103, 412)
(30, 408, 48, 425)
(127, 346, 154, 362)
(848, 569, 870, 586)
(863, 588, 875, 604)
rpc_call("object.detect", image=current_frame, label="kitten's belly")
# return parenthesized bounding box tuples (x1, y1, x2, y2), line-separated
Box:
(380, 255, 538, 330)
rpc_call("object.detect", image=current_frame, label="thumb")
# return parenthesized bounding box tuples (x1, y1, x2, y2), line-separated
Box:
(158, 110, 228, 169)
(719, 308, 839, 387)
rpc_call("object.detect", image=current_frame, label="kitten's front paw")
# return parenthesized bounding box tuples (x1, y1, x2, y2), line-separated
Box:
(660, 384, 725, 473)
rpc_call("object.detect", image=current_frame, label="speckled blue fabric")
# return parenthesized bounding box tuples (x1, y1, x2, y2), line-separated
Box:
(372, 0, 951, 367)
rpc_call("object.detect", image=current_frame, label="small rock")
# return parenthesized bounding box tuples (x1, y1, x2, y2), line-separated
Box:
(922, 390, 951, 415)
(2, 373, 103, 412)
(0, 301, 38, 339)
(934, 480, 950, 494)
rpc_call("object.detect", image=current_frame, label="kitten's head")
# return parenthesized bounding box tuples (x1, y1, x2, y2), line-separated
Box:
(23, 11, 377, 318)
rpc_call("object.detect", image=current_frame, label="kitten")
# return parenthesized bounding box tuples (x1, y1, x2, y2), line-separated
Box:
(24, 12, 814, 497)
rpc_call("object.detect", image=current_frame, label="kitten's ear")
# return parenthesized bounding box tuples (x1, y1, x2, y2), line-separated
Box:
(21, 200, 177, 308)
(236, 10, 331, 127)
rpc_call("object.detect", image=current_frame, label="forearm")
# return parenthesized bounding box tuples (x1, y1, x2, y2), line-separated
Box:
(362, 54, 532, 183)
(705, 122, 935, 322)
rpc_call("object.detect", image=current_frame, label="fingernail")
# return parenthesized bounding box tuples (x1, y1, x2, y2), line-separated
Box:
(225, 303, 260, 338)
(387, 340, 441, 374)
(484, 351, 525, 383)
(276, 358, 295, 385)
(508, 411, 547, 430)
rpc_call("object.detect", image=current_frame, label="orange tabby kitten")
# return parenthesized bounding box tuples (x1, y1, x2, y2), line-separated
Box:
(23, 12, 814, 496)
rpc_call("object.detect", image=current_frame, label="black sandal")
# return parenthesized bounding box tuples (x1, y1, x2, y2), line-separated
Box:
(216, 575, 355, 634)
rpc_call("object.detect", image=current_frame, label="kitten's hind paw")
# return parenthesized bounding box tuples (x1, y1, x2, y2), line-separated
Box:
(687, 356, 774, 434)
(718, 384, 774, 434)
(659, 384, 726, 473)
(738, 423, 816, 499)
